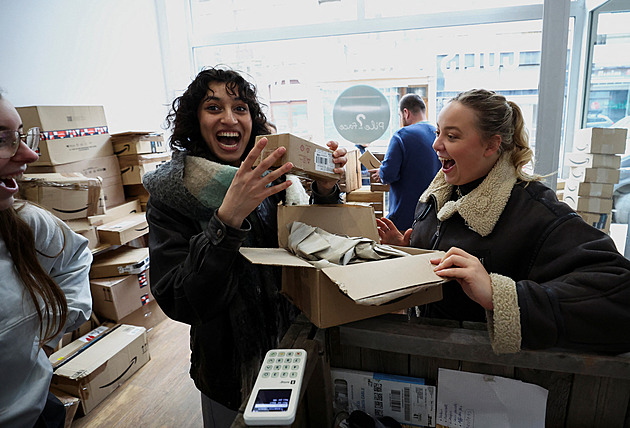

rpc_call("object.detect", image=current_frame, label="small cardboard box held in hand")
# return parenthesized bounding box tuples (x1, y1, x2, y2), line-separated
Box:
(49, 324, 150, 416)
(240, 204, 444, 328)
(254, 133, 341, 182)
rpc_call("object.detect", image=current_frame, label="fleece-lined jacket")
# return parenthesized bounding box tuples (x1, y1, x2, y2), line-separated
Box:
(412, 155, 630, 354)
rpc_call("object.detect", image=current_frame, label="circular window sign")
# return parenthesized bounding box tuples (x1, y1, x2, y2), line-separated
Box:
(333, 85, 390, 144)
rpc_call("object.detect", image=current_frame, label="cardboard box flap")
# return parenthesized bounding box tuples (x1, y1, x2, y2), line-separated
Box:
(240, 247, 314, 267)
(277, 204, 378, 248)
(359, 150, 381, 169)
(118, 152, 171, 167)
(321, 251, 445, 302)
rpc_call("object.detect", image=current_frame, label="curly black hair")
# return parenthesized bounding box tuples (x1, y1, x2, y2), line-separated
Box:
(165, 66, 269, 161)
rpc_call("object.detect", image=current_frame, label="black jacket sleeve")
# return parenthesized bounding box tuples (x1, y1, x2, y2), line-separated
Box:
(147, 198, 250, 325)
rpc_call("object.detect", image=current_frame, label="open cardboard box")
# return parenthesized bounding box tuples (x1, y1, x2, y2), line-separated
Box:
(240, 204, 444, 328)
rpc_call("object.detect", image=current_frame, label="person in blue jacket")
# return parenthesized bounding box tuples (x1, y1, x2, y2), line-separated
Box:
(371, 93, 441, 230)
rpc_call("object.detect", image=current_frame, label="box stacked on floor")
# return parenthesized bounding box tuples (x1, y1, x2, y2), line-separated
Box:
(563, 127, 628, 233)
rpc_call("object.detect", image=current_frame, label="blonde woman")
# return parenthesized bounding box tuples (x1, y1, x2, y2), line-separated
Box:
(378, 89, 630, 355)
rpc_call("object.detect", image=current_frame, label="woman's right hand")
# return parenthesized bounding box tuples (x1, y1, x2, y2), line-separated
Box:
(376, 217, 411, 246)
(216, 137, 293, 228)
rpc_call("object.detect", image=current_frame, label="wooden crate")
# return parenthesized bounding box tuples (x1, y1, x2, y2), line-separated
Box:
(346, 188, 386, 218)
(328, 314, 630, 428)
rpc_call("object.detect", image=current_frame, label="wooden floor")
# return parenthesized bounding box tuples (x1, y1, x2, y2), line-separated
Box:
(71, 318, 203, 428)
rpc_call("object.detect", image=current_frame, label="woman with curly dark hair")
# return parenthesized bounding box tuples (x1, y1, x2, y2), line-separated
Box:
(143, 66, 347, 427)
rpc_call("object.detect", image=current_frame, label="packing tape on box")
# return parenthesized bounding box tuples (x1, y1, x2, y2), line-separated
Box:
(41, 126, 109, 141)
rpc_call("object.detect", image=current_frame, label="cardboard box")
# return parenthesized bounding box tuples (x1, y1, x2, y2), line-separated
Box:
(563, 195, 613, 213)
(569, 166, 620, 184)
(118, 299, 167, 335)
(111, 132, 167, 155)
(17, 105, 113, 166)
(90, 245, 150, 278)
(97, 212, 148, 245)
(124, 184, 150, 204)
(359, 150, 382, 170)
(27, 155, 126, 210)
(341, 149, 362, 193)
(18, 173, 102, 220)
(564, 180, 614, 199)
(564, 152, 621, 169)
(573, 127, 627, 155)
(65, 218, 100, 251)
(240, 204, 444, 328)
(49, 324, 150, 415)
(118, 152, 171, 185)
(578, 211, 612, 233)
(88, 199, 142, 226)
(254, 133, 341, 182)
(331, 368, 436, 427)
(90, 270, 152, 321)
(49, 387, 81, 428)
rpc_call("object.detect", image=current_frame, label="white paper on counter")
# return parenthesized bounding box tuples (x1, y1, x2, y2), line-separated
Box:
(436, 368, 548, 428)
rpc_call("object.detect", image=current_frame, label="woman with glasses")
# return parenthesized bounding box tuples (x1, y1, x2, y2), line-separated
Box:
(0, 93, 92, 428)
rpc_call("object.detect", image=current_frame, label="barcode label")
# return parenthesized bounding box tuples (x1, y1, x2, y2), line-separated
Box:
(314, 149, 334, 173)
(391, 389, 401, 412)
(404, 387, 411, 421)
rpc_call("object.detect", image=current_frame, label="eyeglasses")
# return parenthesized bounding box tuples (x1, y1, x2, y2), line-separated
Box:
(0, 127, 40, 159)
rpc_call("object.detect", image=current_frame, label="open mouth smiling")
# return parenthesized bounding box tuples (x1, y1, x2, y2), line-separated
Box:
(439, 156, 455, 172)
(216, 131, 242, 150)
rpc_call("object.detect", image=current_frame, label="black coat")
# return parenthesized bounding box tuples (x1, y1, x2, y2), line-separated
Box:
(144, 151, 341, 409)
(411, 166, 630, 354)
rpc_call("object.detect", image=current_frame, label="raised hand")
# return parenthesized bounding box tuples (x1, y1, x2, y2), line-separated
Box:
(217, 137, 293, 228)
(430, 247, 493, 310)
(376, 217, 411, 246)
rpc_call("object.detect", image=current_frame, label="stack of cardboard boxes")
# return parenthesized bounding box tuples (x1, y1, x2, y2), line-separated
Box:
(111, 131, 170, 211)
(562, 127, 628, 234)
(16, 105, 168, 421)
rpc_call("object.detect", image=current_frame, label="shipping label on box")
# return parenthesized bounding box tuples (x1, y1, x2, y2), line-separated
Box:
(118, 152, 171, 185)
(90, 245, 150, 278)
(332, 368, 436, 427)
(18, 173, 102, 220)
(111, 132, 167, 155)
(573, 127, 627, 155)
(254, 133, 341, 182)
(240, 204, 444, 328)
(97, 212, 148, 245)
(17, 105, 113, 166)
(90, 269, 151, 321)
(564, 180, 614, 200)
(569, 166, 621, 184)
(49, 324, 150, 415)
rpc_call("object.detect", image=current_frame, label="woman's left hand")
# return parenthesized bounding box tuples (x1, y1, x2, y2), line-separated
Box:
(315, 141, 347, 194)
(431, 247, 494, 310)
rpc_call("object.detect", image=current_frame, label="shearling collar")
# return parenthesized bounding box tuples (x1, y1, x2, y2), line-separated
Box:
(419, 154, 517, 237)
